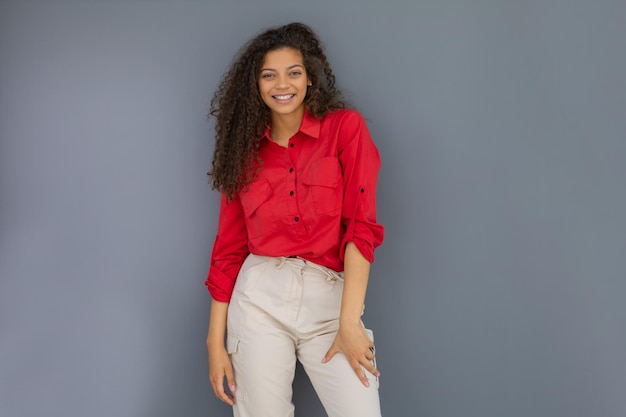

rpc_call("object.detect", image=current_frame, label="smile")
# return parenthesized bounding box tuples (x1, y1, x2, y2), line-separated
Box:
(273, 94, 295, 100)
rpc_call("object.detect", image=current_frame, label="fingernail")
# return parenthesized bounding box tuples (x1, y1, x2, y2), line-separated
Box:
(229, 385, 236, 392)
(363, 380, 370, 387)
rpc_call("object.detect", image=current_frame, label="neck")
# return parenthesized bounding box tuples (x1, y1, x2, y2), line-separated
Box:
(270, 108, 305, 146)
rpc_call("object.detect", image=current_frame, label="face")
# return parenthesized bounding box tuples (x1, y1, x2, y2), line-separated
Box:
(258, 47, 310, 120)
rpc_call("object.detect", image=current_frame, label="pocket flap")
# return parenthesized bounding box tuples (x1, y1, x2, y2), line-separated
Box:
(240, 178, 273, 215)
(226, 335, 240, 354)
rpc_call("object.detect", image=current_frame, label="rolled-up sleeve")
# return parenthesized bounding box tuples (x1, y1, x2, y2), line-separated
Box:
(205, 192, 249, 302)
(338, 111, 385, 263)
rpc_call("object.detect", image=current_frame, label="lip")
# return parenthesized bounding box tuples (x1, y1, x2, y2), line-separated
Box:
(272, 93, 296, 103)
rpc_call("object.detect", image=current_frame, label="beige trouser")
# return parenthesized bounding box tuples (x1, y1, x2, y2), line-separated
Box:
(226, 254, 382, 417)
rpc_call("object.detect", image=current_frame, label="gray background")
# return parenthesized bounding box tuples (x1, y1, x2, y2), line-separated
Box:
(1, 1, 625, 416)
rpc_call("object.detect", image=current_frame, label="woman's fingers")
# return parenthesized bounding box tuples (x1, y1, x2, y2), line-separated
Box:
(210, 371, 235, 405)
(347, 356, 377, 386)
(361, 354, 379, 379)
(345, 346, 380, 387)
(349, 357, 370, 387)
(322, 342, 339, 363)
(324, 325, 380, 386)
(208, 346, 236, 406)
(224, 363, 237, 395)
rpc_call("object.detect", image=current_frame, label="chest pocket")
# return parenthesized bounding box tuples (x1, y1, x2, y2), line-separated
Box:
(239, 178, 276, 239)
(303, 156, 343, 215)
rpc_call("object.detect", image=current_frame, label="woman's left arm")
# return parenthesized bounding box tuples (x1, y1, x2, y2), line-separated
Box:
(322, 110, 383, 386)
(322, 241, 379, 387)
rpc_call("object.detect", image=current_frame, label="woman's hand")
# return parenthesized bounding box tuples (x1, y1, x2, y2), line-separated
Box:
(208, 342, 236, 405)
(327, 242, 379, 387)
(207, 299, 235, 405)
(322, 322, 379, 387)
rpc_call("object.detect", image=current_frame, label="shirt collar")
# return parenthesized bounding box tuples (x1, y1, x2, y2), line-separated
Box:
(299, 110, 321, 139)
(261, 109, 321, 142)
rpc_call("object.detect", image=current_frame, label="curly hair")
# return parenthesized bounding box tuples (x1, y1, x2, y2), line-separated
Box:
(208, 22, 345, 199)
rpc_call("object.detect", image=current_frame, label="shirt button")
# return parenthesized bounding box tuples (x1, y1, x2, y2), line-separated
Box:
(289, 168, 294, 173)
(294, 217, 299, 222)
(289, 191, 294, 196)
(289, 143, 295, 148)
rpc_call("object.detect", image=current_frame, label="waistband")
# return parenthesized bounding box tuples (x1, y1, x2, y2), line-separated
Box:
(249, 254, 344, 284)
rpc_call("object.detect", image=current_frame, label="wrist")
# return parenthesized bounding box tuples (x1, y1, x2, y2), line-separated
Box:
(207, 337, 226, 350)
(339, 317, 362, 327)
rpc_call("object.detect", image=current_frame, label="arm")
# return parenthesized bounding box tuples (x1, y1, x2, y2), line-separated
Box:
(322, 111, 384, 386)
(205, 193, 249, 302)
(322, 242, 380, 387)
(205, 193, 248, 404)
(340, 242, 371, 328)
(207, 299, 236, 405)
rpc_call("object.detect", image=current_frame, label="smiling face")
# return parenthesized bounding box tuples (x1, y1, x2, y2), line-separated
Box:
(258, 47, 310, 121)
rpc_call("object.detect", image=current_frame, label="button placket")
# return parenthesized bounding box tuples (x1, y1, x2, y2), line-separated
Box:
(286, 147, 301, 225)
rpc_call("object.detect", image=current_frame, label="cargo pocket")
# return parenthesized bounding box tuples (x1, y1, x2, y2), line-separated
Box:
(227, 335, 240, 355)
(226, 335, 247, 400)
(303, 157, 343, 215)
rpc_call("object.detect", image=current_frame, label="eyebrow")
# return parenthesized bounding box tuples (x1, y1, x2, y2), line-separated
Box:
(260, 64, 305, 72)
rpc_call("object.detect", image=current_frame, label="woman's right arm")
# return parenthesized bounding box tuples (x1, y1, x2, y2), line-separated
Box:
(207, 299, 236, 405)
(205, 193, 249, 406)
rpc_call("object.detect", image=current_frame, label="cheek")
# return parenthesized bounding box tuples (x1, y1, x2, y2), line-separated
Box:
(258, 86, 272, 106)
(259, 82, 272, 96)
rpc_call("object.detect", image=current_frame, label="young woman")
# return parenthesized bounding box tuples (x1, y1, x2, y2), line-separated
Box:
(205, 22, 385, 417)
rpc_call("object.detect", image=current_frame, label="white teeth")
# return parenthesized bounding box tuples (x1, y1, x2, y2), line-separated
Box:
(274, 94, 294, 100)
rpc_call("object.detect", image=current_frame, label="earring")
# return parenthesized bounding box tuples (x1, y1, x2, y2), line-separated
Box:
(307, 82, 312, 86)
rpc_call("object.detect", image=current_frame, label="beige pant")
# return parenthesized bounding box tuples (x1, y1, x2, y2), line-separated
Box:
(227, 254, 382, 417)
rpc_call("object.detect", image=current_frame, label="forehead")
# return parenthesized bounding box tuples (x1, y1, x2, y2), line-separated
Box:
(261, 47, 304, 68)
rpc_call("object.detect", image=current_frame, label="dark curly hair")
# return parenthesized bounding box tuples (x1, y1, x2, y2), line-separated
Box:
(208, 22, 345, 199)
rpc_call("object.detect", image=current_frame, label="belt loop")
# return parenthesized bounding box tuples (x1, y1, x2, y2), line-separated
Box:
(325, 269, 337, 284)
(276, 257, 287, 269)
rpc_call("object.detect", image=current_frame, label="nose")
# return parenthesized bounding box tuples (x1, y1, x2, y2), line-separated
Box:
(276, 74, 289, 89)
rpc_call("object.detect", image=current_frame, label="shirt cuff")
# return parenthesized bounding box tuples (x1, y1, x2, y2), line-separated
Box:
(205, 266, 237, 302)
(340, 221, 384, 263)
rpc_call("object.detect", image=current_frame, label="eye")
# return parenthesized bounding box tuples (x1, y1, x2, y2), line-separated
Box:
(261, 73, 275, 79)
(289, 71, 302, 77)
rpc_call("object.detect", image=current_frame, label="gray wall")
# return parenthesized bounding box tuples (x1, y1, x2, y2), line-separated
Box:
(1, 1, 625, 416)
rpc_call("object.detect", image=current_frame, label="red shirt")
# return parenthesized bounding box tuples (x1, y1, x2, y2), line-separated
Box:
(205, 109, 384, 302)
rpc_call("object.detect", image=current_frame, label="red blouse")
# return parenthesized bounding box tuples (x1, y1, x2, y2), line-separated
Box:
(205, 109, 384, 302)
